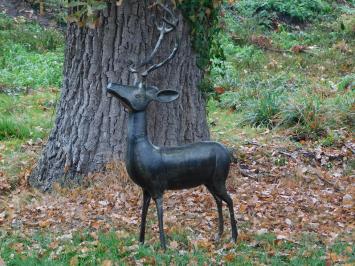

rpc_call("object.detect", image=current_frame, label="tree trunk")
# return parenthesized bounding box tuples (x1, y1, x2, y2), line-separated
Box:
(29, 0, 210, 191)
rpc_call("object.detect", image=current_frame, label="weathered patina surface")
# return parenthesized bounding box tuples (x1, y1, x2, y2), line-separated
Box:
(107, 3, 237, 250)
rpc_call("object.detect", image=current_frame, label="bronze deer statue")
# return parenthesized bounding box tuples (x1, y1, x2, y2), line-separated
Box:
(107, 3, 237, 250)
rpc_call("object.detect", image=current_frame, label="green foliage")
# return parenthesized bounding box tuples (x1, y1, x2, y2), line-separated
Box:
(338, 74, 355, 91)
(240, 90, 283, 128)
(31, 0, 223, 71)
(234, 0, 332, 25)
(280, 93, 325, 139)
(0, 92, 57, 141)
(0, 13, 64, 89)
(0, 14, 59, 171)
(219, 75, 295, 128)
(177, 0, 224, 69)
(0, 14, 14, 30)
(219, 74, 354, 139)
(278, 88, 354, 139)
(212, 0, 355, 140)
(0, 45, 63, 89)
(0, 117, 32, 140)
(0, 14, 63, 52)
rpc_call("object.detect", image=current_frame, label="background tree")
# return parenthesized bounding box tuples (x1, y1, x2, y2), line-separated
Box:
(29, 0, 221, 191)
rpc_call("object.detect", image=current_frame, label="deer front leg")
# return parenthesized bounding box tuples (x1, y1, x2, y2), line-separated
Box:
(154, 196, 166, 250)
(139, 190, 151, 244)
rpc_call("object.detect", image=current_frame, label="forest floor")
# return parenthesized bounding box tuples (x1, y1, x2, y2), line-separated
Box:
(0, 1, 354, 265)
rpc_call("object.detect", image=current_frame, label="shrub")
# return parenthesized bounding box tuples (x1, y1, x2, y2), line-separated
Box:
(234, 0, 332, 25)
(324, 92, 354, 130)
(279, 89, 354, 139)
(219, 75, 299, 128)
(240, 90, 283, 128)
(280, 93, 326, 139)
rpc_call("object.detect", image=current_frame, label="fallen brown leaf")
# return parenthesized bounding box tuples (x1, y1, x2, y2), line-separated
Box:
(169, 240, 179, 249)
(69, 256, 79, 266)
(224, 253, 236, 262)
(101, 260, 113, 266)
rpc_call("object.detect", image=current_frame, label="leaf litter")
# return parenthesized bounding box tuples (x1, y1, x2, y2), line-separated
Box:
(0, 135, 354, 262)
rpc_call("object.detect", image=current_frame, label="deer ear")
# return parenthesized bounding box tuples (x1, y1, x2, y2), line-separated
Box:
(155, 90, 180, 103)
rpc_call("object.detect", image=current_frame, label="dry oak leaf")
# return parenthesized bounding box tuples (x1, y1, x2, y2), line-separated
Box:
(224, 253, 236, 262)
(214, 86, 225, 94)
(250, 35, 272, 49)
(48, 241, 59, 250)
(116, 230, 130, 239)
(10, 243, 24, 253)
(291, 45, 308, 53)
(101, 260, 113, 266)
(170, 240, 179, 249)
(193, 239, 214, 250)
(142, 256, 156, 265)
(39, 220, 51, 228)
(0, 177, 11, 192)
(69, 256, 79, 266)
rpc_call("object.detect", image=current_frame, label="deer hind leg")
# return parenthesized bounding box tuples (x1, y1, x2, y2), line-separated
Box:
(214, 186, 238, 242)
(154, 196, 166, 250)
(139, 190, 151, 244)
(206, 185, 224, 241)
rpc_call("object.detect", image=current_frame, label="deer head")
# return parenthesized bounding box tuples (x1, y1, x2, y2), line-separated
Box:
(107, 2, 180, 112)
(107, 83, 179, 112)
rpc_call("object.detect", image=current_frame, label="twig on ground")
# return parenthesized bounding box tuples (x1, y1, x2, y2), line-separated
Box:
(313, 172, 342, 193)
(278, 150, 298, 161)
(239, 168, 259, 181)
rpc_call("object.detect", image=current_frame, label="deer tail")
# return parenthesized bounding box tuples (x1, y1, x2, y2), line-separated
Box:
(227, 147, 238, 163)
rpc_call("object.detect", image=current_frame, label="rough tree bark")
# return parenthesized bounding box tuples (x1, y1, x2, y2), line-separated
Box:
(29, 0, 210, 191)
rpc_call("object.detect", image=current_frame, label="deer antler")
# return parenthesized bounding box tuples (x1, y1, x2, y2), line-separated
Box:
(129, 2, 179, 85)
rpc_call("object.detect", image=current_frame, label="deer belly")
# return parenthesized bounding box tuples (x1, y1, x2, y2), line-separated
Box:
(166, 172, 213, 190)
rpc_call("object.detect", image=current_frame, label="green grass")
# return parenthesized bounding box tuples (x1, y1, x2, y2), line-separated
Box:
(0, 13, 64, 89)
(0, 89, 58, 188)
(0, 13, 61, 146)
(211, 1, 355, 140)
(0, 230, 353, 265)
(0, 91, 58, 141)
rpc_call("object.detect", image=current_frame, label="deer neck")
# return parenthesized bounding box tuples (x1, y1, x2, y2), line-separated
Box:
(128, 111, 148, 142)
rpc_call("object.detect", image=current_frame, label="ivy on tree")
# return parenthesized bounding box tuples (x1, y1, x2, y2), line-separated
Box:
(44, 0, 224, 71)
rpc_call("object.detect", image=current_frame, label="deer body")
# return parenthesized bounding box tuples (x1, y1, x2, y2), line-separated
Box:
(107, 3, 237, 250)
(126, 111, 231, 195)
(108, 83, 238, 250)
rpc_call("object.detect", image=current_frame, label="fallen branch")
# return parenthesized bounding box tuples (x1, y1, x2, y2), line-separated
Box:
(278, 150, 298, 161)
(345, 142, 355, 154)
(313, 172, 342, 193)
(239, 168, 259, 181)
